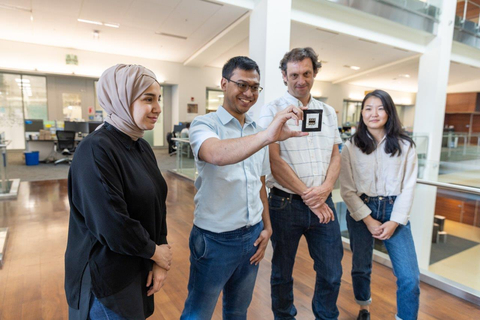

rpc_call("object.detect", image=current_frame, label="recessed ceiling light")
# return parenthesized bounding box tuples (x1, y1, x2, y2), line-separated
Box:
(358, 38, 377, 44)
(78, 19, 120, 28)
(78, 19, 102, 26)
(155, 32, 187, 40)
(398, 74, 410, 78)
(316, 28, 339, 35)
(344, 65, 360, 70)
(0, 3, 31, 13)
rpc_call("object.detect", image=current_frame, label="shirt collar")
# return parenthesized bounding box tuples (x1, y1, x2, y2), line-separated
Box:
(104, 122, 144, 151)
(217, 105, 256, 128)
(366, 131, 386, 144)
(283, 91, 323, 110)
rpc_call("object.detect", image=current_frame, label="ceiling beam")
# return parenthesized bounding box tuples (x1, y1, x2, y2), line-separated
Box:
(183, 12, 250, 67)
(332, 54, 421, 84)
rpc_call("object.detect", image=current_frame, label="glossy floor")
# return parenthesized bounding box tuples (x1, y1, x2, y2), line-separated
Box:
(0, 174, 479, 319)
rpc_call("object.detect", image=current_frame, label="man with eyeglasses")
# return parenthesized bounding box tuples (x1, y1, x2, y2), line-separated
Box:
(258, 48, 343, 319)
(181, 56, 308, 320)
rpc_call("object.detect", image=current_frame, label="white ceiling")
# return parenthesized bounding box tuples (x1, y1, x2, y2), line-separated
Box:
(0, 0, 479, 92)
(0, 0, 248, 62)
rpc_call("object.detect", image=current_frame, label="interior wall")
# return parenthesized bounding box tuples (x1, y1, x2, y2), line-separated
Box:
(0, 39, 221, 125)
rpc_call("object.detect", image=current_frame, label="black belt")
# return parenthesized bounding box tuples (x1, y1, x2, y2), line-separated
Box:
(270, 187, 302, 201)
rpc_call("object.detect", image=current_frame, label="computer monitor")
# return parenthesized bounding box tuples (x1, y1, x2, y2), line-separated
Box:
(88, 121, 103, 133)
(25, 119, 44, 132)
(173, 124, 185, 133)
(64, 121, 89, 134)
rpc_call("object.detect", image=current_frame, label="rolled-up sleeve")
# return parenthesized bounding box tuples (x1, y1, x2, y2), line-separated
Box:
(390, 145, 418, 225)
(189, 117, 219, 161)
(339, 143, 372, 221)
(261, 145, 271, 176)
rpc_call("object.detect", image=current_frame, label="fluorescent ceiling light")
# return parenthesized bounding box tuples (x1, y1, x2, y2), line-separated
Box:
(78, 19, 102, 26)
(155, 32, 187, 40)
(78, 19, 120, 28)
(344, 65, 360, 70)
(315, 27, 339, 36)
(0, 4, 31, 13)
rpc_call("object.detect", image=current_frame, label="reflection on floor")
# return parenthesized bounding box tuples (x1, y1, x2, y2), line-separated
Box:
(429, 220, 480, 291)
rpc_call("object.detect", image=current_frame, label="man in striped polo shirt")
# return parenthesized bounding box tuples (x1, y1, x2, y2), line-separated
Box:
(258, 47, 343, 320)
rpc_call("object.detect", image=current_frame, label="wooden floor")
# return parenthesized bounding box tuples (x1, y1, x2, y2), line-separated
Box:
(0, 172, 479, 320)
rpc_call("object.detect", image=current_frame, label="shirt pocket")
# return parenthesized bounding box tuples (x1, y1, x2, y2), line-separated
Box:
(353, 160, 374, 190)
(385, 156, 403, 185)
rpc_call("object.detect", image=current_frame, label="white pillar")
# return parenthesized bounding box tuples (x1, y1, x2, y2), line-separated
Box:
(248, 0, 291, 121)
(410, 0, 457, 269)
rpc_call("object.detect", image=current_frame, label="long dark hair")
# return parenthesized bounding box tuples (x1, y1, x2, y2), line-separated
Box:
(353, 89, 414, 156)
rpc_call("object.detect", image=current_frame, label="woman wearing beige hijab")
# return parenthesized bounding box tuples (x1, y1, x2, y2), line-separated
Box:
(65, 64, 172, 319)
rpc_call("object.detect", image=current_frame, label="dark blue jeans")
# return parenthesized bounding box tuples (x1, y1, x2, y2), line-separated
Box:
(89, 296, 128, 320)
(346, 195, 420, 320)
(269, 193, 343, 320)
(181, 222, 263, 320)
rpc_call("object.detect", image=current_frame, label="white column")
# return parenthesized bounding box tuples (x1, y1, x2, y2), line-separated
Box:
(410, 0, 457, 269)
(248, 0, 291, 121)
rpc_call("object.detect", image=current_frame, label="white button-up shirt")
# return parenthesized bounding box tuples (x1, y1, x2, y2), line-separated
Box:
(189, 106, 270, 233)
(258, 92, 342, 192)
(339, 138, 418, 225)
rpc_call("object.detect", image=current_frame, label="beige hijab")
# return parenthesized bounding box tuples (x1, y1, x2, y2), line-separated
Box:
(96, 64, 159, 140)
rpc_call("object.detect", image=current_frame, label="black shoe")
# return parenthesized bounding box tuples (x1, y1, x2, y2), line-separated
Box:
(357, 309, 370, 320)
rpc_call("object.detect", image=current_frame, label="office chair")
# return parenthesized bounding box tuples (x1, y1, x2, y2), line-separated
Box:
(166, 131, 177, 156)
(55, 130, 76, 165)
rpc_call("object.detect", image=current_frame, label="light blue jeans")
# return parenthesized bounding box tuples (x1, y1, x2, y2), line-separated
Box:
(181, 222, 263, 320)
(346, 194, 420, 320)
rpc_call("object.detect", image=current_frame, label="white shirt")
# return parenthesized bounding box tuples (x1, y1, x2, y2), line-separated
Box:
(258, 92, 342, 193)
(339, 138, 418, 225)
(189, 106, 270, 233)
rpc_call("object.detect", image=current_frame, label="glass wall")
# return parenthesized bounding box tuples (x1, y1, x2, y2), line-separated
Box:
(22, 75, 48, 121)
(206, 89, 223, 113)
(0, 73, 47, 149)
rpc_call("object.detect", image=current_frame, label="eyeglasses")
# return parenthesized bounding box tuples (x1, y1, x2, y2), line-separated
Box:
(224, 77, 263, 93)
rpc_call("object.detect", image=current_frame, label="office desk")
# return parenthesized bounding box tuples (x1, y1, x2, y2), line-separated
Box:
(25, 138, 83, 162)
(25, 140, 56, 162)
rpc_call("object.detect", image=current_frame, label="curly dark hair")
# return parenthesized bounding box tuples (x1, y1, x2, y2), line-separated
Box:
(279, 47, 322, 75)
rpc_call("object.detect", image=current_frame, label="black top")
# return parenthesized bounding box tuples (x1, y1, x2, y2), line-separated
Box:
(65, 122, 168, 317)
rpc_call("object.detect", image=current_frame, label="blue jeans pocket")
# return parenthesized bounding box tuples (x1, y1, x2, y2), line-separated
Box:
(269, 194, 289, 210)
(190, 227, 207, 261)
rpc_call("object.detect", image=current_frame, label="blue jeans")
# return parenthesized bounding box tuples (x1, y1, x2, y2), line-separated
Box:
(89, 295, 128, 320)
(346, 195, 420, 320)
(181, 222, 263, 320)
(269, 194, 343, 320)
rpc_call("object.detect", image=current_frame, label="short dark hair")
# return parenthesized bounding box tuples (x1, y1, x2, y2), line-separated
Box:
(222, 56, 260, 79)
(353, 89, 414, 156)
(279, 47, 322, 75)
